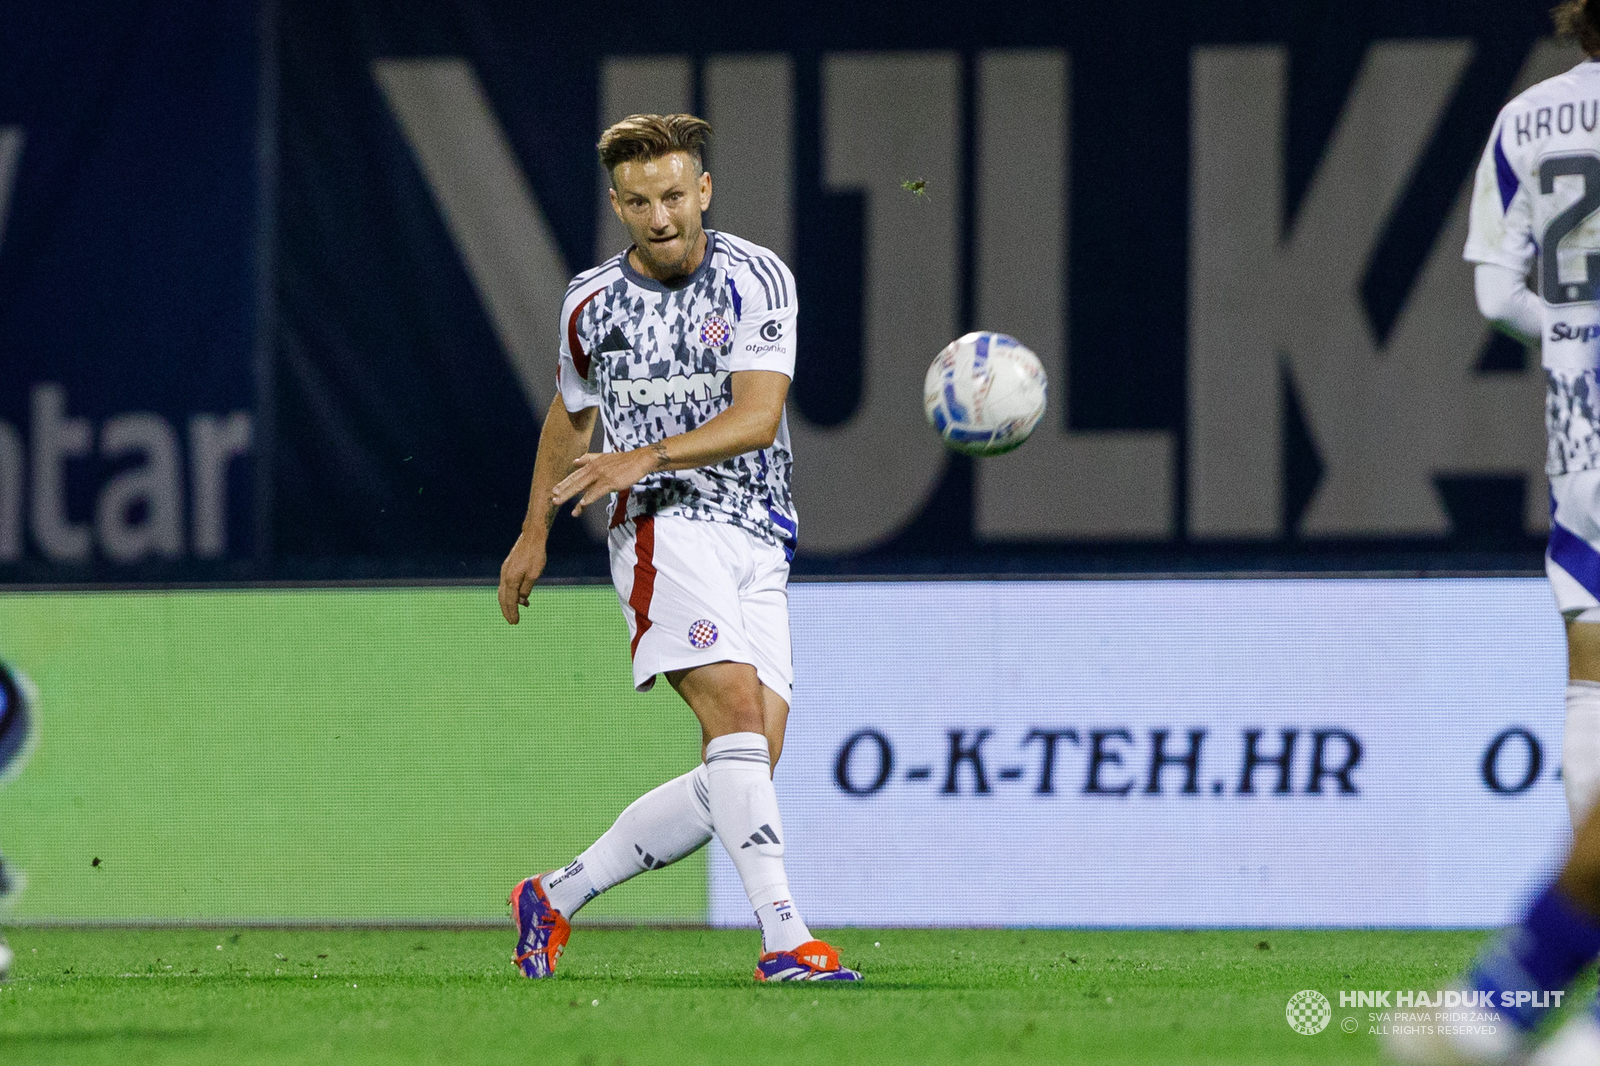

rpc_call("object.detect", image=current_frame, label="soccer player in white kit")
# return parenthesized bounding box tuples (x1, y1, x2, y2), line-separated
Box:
(1386, 5, 1600, 1062)
(496, 113, 860, 983)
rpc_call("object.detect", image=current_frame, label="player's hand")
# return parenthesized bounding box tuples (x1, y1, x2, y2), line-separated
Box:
(551, 448, 661, 517)
(498, 532, 547, 625)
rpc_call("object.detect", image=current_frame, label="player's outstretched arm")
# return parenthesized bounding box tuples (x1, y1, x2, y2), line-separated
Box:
(499, 396, 598, 625)
(551, 370, 788, 518)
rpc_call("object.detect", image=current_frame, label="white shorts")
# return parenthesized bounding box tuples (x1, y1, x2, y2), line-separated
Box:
(1548, 468, 1600, 622)
(608, 511, 794, 703)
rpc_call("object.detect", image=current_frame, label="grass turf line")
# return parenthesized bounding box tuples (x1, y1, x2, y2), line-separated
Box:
(1, 926, 1577, 1065)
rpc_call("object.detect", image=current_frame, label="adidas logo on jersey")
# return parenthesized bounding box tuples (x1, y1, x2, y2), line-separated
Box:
(614, 370, 729, 408)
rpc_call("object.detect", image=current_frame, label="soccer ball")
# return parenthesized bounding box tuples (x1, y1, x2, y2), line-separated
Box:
(923, 332, 1048, 456)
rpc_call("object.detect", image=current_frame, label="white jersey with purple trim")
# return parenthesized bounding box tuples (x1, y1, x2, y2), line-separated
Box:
(556, 230, 799, 554)
(1466, 59, 1600, 475)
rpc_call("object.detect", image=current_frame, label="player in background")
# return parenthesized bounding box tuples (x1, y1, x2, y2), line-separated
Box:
(0, 659, 34, 983)
(1386, 804, 1600, 1065)
(0, 857, 12, 981)
(496, 114, 859, 983)
(1387, 3, 1600, 1061)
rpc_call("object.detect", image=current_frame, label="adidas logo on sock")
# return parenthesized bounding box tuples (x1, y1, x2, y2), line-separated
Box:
(546, 860, 582, 888)
(739, 824, 781, 849)
(635, 844, 663, 869)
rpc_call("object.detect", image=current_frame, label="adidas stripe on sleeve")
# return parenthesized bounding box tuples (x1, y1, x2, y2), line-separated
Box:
(724, 246, 797, 378)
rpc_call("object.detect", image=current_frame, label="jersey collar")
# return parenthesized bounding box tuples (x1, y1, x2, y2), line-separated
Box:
(620, 231, 716, 293)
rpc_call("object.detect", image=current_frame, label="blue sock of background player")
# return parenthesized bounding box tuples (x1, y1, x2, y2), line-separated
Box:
(1388, 799, 1600, 1064)
(1464, 802, 1600, 1058)
(1468, 881, 1600, 1032)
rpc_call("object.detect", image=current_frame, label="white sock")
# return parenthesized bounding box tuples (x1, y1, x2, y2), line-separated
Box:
(704, 731, 814, 954)
(1566, 681, 1600, 826)
(542, 764, 714, 918)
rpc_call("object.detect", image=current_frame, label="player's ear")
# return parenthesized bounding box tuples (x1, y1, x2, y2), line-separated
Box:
(608, 182, 626, 223)
(699, 170, 712, 211)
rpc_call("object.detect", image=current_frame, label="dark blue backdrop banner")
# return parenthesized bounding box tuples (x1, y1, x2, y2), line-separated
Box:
(0, 0, 1572, 581)
(0, 0, 260, 582)
(273, 0, 1567, 578)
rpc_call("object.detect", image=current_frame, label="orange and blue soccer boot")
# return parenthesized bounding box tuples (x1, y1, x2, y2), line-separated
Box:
(754, 939, 862, 982)
(509, 875, 570, 978)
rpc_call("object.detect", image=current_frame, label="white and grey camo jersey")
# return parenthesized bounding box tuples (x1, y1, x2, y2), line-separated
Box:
(1548, 369, 1600, 474)
(556, 230, 799, 554)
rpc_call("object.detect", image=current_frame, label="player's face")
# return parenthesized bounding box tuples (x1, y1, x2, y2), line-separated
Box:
(609, 151, 713, 280)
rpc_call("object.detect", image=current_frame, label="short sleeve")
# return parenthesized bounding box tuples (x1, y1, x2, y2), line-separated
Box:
(727, 255, 798, 378)
(1463, 117, 1537, 274)
(557, 282, 604, 412)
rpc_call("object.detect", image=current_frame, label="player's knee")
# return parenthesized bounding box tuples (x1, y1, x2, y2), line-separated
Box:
(1563, 806, 1600, 910)
(672, 662, 766, 736)
(681, 682, 765, 738)
(721, 697, 765, 736)
(1572, 619, 1600, 680)
(1559, 858, 1600, 915)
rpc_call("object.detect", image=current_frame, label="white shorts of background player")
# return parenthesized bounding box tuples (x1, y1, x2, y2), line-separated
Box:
(609, 512, 793, 704)
(1548, 467, 1600, 823)
(1548, 469, 1600, 621)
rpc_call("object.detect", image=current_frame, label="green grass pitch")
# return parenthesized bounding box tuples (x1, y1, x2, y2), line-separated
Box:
(7, 926, 1585, 1065)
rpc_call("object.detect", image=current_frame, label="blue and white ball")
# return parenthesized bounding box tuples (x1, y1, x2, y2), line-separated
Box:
(923, 332, 1047, 456)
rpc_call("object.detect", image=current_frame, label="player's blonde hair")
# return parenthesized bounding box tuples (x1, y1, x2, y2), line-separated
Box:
(597, 114, 712, 185)
(1554, 0, 1600, 54)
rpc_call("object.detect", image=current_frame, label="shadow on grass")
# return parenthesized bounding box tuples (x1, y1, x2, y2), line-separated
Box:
(2, 1027, 206, 1044)
(550, 971, 902, 992)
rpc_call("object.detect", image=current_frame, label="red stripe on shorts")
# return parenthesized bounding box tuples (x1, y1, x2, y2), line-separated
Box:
(628, 514, 656, 658)
(609, 487, 630, 529)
